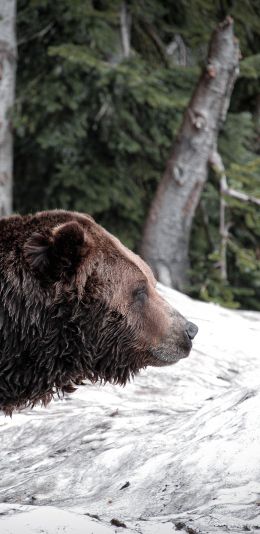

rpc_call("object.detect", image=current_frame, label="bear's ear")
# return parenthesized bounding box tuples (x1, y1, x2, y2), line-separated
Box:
(24, 221, 88, 280)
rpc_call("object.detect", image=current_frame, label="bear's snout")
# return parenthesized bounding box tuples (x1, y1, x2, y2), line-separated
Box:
(150, 309, 198, 366)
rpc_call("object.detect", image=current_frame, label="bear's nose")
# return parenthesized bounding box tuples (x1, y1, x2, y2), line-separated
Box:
(185, 321, 198, 340)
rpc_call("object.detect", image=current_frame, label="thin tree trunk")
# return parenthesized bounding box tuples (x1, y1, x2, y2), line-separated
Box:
(120, 1, 131, 59)
(141, 17, 240, 290)
(0, 0, 16, 217)
(210, 149, 260, 283)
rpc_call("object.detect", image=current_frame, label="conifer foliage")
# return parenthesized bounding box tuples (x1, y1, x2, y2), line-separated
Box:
(15, 0, 260, 310)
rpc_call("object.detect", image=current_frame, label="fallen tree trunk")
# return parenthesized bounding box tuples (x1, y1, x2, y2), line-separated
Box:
(0, 0, 16, 217)
(141, 17, 240, 290)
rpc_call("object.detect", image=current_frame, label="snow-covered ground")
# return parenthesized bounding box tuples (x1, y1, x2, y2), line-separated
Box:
(0, 284, 260, 534)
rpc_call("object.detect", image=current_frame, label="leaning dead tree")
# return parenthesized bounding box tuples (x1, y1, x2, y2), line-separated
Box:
(0, 0, 16, 217)
(141, 17, 240, 290)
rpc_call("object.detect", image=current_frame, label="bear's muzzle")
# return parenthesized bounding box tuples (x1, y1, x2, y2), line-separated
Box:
(150, 313, 198, 366)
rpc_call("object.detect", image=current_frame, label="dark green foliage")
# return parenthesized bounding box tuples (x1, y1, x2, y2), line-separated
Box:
(15, 0, 260, 308)
(15, 0, 195, 247)
(190, 113, 260, 310)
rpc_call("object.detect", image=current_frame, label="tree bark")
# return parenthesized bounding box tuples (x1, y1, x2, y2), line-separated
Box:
(120, 1, 131, 59)
(141, 17, 240, 290)
(0, 0, 16, 217)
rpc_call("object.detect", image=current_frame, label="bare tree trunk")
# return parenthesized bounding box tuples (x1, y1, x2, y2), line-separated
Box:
(120, 1, 131, 59)
(141, 17, 240, 290)
(210, 149, 260, 283)
(0, 0, 16, 217)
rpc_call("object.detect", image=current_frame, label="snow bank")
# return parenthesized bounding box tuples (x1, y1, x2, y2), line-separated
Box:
(0, 285, 260, 533)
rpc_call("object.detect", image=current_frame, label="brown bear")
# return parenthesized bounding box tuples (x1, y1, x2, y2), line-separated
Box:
(0, 210, 198, 415)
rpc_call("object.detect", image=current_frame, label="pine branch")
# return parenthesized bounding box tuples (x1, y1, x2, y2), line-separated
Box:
(18, 23, 54, 47)
(141, 21, 169, 66)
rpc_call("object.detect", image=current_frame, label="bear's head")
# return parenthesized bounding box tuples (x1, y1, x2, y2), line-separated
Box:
(0, 210, 198, 413)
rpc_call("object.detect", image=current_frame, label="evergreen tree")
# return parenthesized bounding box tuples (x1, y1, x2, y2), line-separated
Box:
(14, 0, 260, 309)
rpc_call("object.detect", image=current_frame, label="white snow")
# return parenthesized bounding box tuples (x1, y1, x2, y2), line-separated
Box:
(0, 505, 117, 534)
(0, 284, 260, 533)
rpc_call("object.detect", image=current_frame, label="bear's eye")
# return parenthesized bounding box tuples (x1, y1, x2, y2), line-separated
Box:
(132, 285, 148, 304)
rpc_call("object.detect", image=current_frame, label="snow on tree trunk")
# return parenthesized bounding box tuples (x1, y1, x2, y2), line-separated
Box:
(0, 0, 16, 217)
(141, 17, 240, 291)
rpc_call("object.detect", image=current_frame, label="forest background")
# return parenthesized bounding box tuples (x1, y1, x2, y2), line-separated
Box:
(14, 0, 260, 310)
